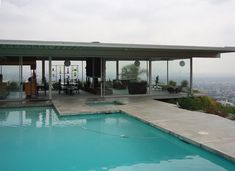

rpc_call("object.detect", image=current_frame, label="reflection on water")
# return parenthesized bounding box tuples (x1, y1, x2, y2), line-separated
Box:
(0, 107, 56, 127)
(0, 107, 89, 128)
(0, 107, 234, 171)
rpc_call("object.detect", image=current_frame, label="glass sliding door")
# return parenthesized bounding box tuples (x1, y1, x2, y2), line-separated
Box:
(51, 60, 87, 96)
(168, 59, 190, 94)
(21, 57, 50, 100)
(105, 60, 149, 96)
(104, 60, 116, 96)
(151, 60, 168, 95)
(0, 56, 21, 100)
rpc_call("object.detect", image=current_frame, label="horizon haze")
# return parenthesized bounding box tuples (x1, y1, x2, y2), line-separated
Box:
(0, 0, 235, 77)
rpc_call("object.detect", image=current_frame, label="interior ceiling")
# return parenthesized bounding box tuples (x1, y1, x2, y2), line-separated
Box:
(0, 40, 234, 60)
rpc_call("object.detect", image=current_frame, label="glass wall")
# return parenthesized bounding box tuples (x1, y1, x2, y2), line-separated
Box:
(105, 60, 149, 96)
(0, 57, 20, 100)
(151, 60, 168, 95)
(105, 61, 116, 95)
(0, 56, 52, 101)
(51, 60, 86, 96)
(0, 57, 191, 100)
(152, 60, 168, 85)
(151, 59, 190, 95)
(21, 63, 31, 99)
(168, 59, 190, 93)
(21, 57, 50, 100)
(51, 61, 85, 84)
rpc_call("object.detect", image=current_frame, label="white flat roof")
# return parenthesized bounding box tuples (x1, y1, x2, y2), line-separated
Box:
(0, 39, 234, 60)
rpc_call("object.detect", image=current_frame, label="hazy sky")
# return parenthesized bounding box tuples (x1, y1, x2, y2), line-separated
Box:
(0, 0, 235, 76)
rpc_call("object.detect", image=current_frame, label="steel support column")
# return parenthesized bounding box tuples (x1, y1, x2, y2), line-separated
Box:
(103, 58, 106, 97)
(116, 60, 119, 80)
(19, 56, 23, 100)
(100, 57, 103, 97)
(49, 57, 52, 100)
(101, 57, 106, 97)
(190, 58, 193, 96)
(42, 59, 45, 81)
(82, 60, 84, 85)
(149, 59, 152, 95)
(167, 60, 169, 84)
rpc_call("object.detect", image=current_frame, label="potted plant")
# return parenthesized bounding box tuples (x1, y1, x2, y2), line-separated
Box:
(167, 80, 178, 93)
(181, 80, 189, 92)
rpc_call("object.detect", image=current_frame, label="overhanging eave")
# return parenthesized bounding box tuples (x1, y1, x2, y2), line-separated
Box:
(0, 40, 234, 60)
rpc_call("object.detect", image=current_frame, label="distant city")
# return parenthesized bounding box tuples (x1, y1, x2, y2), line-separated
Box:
(193, 75, 235, 105)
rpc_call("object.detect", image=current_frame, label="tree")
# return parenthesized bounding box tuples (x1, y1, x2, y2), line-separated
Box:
(121, 64, 146, 81)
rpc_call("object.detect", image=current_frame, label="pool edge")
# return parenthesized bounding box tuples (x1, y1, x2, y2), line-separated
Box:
(121, 110, 235, 164)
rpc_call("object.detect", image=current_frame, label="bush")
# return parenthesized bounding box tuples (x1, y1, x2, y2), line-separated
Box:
(181, 80, 188, 87)
(193, 89, 200, 93)
(219, 105, 235, 115)
(199, 96, 224, 115)
(178, 97, 203, 111)
(168, 80, 176, 87)
(162, 96, 234, 118)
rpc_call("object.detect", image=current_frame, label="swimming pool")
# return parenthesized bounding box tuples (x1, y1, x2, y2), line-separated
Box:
(0, 107, 234, 171)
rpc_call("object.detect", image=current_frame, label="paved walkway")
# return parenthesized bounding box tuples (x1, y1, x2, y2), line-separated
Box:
(53, 96, 235, 162)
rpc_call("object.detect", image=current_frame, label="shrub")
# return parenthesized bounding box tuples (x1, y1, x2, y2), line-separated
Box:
(181, 80, 188, 87)
(168, 80, 176, 87)
(178, 97, 203, 111)
(199, 96, 219, 113)
(162, 96, 234, 118)
(193, 89, 200, 93)
(196, 96, 228, 117)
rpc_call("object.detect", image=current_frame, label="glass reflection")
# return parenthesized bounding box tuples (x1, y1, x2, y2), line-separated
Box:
(0, 107, 89, 128)
(105, 60, 149, 96)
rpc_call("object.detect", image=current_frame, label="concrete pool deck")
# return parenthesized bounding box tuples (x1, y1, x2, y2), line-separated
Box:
(53, 96, 235, 163)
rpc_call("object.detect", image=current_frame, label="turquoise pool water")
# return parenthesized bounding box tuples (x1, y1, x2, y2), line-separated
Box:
(0, 107, 234, 171)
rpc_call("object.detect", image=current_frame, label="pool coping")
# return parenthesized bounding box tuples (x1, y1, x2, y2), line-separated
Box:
(121, 110, 235, 163)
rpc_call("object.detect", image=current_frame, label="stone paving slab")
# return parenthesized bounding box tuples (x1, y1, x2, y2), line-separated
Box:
(53, 96, 235, 163)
